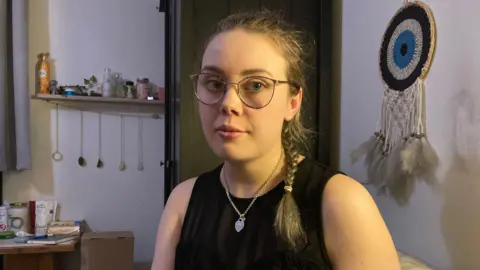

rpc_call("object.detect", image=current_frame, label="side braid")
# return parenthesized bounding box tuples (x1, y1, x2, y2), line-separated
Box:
(274, 125, 307, 251)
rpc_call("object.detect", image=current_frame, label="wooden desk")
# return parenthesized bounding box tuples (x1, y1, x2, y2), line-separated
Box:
(0, 238, 78, 270)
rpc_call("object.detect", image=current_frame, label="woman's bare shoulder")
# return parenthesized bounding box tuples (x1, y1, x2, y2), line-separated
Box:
(321, 174, 401, 269)
(168, 177, 198, 221)
(151, 177, 198, 270)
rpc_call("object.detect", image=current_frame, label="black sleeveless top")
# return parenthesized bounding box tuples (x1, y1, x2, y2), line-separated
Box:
(175, 158, 341, 270)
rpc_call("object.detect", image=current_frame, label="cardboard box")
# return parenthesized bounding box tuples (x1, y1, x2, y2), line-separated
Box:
(81, 231, 134, 270)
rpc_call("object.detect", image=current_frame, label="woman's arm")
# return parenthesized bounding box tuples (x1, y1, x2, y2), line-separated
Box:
(151, 178, 196, 270)
(323, 174, 401, 270)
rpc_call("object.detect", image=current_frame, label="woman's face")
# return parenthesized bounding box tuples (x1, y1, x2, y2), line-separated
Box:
(198, 29, 302, 162)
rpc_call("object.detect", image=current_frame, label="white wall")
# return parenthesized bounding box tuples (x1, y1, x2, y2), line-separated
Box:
(3, 0, 165, 267)
(340, 1, 480, 269)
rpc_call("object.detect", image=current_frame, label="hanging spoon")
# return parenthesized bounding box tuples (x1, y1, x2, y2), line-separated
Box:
(78, 111, 86, 167)
(52, 104, 63, 161)
(119, 115, 126, 171)
(97, 113, 104, 168)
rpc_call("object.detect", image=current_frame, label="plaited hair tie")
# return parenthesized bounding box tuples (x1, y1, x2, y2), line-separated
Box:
(284, 185, 293, 193)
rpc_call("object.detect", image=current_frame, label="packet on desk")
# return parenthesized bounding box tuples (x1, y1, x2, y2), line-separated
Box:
(33, 200, 57, 236)
(47, 220, 84, 236)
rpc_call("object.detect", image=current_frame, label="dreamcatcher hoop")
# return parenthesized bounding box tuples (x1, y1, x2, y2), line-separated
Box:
(379, 0, 436, 90)
(352, 0, 439, 205)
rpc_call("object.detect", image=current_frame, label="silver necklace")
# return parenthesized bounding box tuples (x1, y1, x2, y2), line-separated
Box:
(222, 153, 283, 232)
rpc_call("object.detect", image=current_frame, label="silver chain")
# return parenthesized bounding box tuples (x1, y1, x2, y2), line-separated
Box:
(120, 115, 125, 163)
(138, 117, 144, 171)
(222, 152, 283, 221)
(80, 111, 84, 156)
(55, 105, 59, 151)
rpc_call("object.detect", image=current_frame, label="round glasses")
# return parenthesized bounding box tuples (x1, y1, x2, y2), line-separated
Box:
(190, 73, 299, 109)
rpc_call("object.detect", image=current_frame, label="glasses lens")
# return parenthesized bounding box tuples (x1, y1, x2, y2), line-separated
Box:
(193, 74, 225, 104)
(238, 76, 275, 108)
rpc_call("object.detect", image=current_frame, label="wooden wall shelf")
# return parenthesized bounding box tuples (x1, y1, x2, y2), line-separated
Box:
(31, 94, 166, 117)
(31, 94, 165, 105)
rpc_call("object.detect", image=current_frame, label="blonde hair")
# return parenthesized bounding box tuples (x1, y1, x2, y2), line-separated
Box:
(205, 9, 314, 251)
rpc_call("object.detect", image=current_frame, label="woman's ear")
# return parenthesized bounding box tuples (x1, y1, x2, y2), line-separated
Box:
(284, 88, 303, 121)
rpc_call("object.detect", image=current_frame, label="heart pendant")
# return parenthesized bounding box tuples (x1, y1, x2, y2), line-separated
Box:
(235, 218, 245, 232)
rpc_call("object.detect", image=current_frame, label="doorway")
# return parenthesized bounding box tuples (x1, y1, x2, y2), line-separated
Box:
(176, 0, 334, 182)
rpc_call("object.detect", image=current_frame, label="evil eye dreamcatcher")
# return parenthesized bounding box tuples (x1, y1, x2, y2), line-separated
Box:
(351, 0, 439, 205)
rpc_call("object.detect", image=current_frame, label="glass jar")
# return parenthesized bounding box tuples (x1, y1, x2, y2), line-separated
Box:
(114, 73, 124, 98)
(8, 203, 30, 233)
(49, 80, 58, 95)
(136, 78, 150, 100)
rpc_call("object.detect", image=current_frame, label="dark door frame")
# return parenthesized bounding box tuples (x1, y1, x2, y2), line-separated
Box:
(316, 0, 333, 166)
(161, 0, 181, 205)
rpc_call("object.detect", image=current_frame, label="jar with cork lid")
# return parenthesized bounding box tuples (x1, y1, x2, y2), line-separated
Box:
(136, 78, 150, 100)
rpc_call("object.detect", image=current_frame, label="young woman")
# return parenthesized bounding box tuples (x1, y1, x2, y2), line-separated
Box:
(152, 10, 401, 270)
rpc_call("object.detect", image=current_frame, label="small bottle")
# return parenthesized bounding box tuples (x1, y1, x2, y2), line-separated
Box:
(126, 81, 135, 98)
(102, 68, 113, 98)
(38, 53, 50, 94)
(0, 205, 8, 232)
(156, 86, 165, 101)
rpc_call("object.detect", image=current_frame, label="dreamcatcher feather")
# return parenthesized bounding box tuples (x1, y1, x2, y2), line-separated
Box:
(351, 0, 439, 205)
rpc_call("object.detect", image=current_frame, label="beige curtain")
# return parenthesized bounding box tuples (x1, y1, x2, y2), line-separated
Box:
(0, 0, 31, 171)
